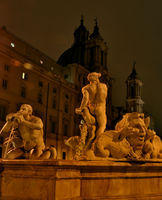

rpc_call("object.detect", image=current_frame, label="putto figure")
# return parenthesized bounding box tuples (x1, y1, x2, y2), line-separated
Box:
(76, 72, 108, 137)
(0, 104, 56, 159)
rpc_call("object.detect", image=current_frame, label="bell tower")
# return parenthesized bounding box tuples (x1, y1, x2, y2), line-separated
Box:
(126, 62, 144, 113)
(85, 19, 108, 72)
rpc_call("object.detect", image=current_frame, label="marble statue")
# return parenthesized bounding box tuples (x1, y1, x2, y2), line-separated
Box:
(87, 112, 162, 160)
(0, 104, 57, 159)
(65, 72, 162, 160)
(75, 72, 108, 137)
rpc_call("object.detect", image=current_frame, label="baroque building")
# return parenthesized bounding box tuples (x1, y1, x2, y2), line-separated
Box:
(58, 17, 113, 128)
(0, 19, 145, 159)
(0, 26, 89, 159)
(0, 17, 113, 159)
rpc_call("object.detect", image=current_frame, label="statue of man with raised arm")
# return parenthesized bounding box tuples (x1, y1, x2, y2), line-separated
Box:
(76, 72, 108, 137)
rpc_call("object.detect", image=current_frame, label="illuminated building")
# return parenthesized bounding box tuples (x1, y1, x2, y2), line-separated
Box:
(0, 18, 121, 159)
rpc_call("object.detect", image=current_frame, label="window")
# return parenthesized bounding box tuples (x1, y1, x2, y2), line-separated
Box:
(21, 87, 26, 98)
(4, 65, 10, 71)
(22, 72, 28, 80)
(90, 48, 93, 64)
(53, 88, 57, 94)
(51, 121, 56, 133)
(52, 97, 57, 109)
(10, 42, 15, 48)
(130, 85, 135, 98)
(0, 105, 6, 121)
(101, 51, 104, 65)
(64, 103, 69, 113)
(62, 152, 66, 160)
(64, 124, 68, 136)
(65, 94, 69, 99)
(2, 79, 8, 89)
(38, 93, 42, 104)
(40, 60, 43, 64)
(64, 74, 68, 79)
(38, 81, 43, 87)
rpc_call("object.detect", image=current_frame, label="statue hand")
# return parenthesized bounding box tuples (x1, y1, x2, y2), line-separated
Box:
(6, 113, 17, 121)
(14, 114, 25, 124)
(75, 108, 82, 115)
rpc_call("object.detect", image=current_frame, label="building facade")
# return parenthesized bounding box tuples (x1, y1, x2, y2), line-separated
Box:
(0, 19, 145, 159)
(0, 26, 90, 159)
(58, 17, 113, 128)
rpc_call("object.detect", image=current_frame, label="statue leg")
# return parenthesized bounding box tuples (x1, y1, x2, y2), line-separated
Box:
(95, 108, 107, 137)
(85, 125, 96, 150)
(6, 148, 24, 159)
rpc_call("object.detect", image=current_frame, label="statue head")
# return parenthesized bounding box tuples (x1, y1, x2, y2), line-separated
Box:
(116, 112, 149, 150)
(87, 72, 101, 83)
(18, 104, 33, 117)
(126, 113, 148, 149)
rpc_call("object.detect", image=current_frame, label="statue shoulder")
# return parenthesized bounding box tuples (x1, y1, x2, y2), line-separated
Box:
(31, 115, 43, 123)
(82, 85, 90, 92)
(100, 83, 108, 90)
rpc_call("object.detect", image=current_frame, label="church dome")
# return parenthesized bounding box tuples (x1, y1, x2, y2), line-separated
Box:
(57, 16, 88, 67)
(74, 16, 89, 44)
(90, 19, 103, 40)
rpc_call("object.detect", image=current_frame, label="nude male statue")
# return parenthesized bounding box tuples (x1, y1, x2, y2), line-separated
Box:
(76, 72, 108, 137)
(2, 104, 45, 159)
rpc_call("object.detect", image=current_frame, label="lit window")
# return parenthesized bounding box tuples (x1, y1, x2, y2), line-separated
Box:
(22, 72, 28, 80)
(40, 60, 43, 64)
(10, 43, 15, 48)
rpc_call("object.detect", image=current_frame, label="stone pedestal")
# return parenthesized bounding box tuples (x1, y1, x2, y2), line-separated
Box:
(0, 159, 162, 200)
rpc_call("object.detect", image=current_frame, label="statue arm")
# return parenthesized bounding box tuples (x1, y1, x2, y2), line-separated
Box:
(1, 113, 19, 134)
(80, 88, 89, 110)
(21, 118, 43, 130)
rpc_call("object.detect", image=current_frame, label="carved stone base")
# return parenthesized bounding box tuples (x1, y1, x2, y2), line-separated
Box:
(0, 159, 162, 200)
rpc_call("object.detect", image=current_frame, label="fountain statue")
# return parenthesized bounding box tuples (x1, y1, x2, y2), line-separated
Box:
(65, 72, 162, 160)
(0, 104, 57, 159)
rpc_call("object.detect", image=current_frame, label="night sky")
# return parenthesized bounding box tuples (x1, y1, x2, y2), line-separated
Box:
(0, 0, 162, 136)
